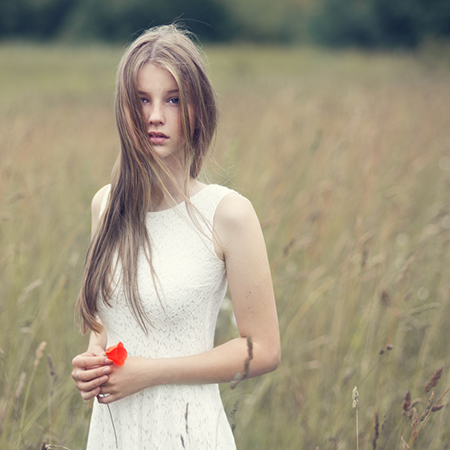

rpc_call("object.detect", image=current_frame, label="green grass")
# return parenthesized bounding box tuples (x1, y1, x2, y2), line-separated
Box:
(1, 42, 450, 449)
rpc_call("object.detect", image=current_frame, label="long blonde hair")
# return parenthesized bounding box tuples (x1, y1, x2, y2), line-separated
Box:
(76, 25, 217, 334)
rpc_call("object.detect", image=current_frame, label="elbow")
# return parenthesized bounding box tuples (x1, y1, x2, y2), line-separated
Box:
(246, 335, 281, 376)
(268, 333, 281, 372)
(259, 342, 281, 374)
(268, 346, 281, 372)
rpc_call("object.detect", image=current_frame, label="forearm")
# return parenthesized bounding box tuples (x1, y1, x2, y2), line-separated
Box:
(148, 336, 279, 386)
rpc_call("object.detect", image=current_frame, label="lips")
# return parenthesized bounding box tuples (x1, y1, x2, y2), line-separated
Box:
(148, 131, 168, 145)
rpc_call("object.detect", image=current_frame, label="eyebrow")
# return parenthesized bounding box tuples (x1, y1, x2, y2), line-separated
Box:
(137, 89, 179, 95)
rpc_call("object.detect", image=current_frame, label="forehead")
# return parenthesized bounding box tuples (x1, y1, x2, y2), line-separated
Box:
(136, 63, 178, 92)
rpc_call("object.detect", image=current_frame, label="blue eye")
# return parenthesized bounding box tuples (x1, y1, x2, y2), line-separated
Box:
(169, 97, 179, 105)
(140, 98, 148, 104)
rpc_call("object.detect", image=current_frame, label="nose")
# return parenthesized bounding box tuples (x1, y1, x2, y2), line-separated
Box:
(147, 102, 165, 126)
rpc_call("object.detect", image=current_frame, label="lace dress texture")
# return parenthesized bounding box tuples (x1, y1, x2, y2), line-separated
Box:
(86, 184, 238, 450)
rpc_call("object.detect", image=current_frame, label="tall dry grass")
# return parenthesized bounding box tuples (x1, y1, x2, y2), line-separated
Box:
(0, 41, 450, 449)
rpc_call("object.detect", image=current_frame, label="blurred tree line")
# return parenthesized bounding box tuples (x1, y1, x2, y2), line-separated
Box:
(309, 0, 450, 48)
(0, 0, 449, 47)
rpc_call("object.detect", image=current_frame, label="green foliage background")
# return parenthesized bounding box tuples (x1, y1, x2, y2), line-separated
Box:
(309, 0, 450, 48)
(0, 0, 450, 47)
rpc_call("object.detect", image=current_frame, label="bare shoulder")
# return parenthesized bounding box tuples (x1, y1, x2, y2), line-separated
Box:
(214, 192, 257, 229)
(214, 193, 263, 254)
(91, 184, 111, 238)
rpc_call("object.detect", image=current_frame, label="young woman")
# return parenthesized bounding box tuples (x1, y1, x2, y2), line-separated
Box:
(72, 25, 280, 449)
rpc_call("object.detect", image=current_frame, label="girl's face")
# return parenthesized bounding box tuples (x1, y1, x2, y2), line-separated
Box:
(136, 63, 188, 164)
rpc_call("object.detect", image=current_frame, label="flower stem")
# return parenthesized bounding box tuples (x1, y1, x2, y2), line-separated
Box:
(356, 408, 359, 450)
(107, 404, 118, 449)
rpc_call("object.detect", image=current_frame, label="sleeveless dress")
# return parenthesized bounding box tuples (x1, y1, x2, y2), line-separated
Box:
(86, 184, 238, 450)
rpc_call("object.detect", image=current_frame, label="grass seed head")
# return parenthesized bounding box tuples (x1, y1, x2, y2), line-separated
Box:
(15, 372, 26, 399)
(372, 412, 379, 450)
(403, 390, 411, 413)
(47, 354, 56, 378)
(34, 341, 47, 367)
(421, 392, 435, 421)
(380, 290, 392, 307)
(352, 386, 359, 409)
(425, 366, 443, 392)
(431, 404, 444, 413)
(408, 407, 417, 421)
(230, 335, 253, 389)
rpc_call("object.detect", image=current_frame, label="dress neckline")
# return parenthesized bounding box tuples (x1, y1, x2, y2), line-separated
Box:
(146, 184, 212, 216)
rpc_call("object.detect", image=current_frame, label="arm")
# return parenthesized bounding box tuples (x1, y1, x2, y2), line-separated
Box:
(72, 185, 113, 400)
(97, 193, 280, 404)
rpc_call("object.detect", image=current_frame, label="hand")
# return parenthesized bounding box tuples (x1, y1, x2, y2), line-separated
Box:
(72, 345, 113, 401)
(97, 356, 154, 404)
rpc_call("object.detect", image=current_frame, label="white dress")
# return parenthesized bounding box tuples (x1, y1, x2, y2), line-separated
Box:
(86, 184, 238, 450)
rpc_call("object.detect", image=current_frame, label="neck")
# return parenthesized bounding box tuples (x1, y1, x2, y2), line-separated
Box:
(148, 159, 203, 212)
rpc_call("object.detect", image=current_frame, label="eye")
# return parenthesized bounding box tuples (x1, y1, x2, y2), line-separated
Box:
(168, 97, 179, 105)
(140, 97, 149, 104)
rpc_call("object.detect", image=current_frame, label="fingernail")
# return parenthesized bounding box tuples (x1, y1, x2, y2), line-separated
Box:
(102, 367, 110, 374)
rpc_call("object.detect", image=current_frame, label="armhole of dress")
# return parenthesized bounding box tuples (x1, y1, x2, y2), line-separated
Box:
(211, 188, 241, 262)
(99, 184, 111, 218)
(211, 188, 241, 221)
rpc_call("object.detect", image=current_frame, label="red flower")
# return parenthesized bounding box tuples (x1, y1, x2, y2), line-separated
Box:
(105, 342, 128, 366)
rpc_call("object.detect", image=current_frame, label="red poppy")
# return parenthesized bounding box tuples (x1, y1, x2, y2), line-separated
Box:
(105, 342, 128, 366)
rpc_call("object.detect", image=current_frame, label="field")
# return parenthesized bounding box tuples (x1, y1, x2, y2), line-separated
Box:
(1, 41, 450, 449)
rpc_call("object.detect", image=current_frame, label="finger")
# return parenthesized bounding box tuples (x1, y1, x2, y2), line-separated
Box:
(72, 369, 81, 382)
(72, 355, 113, 369)
(73, 365, 112, 383)
(72, 368, 85, 382)
(77, 374, 109, 392)
(97, 393, 116, 405)
(81, 386, 102, 401)
(72, 355, 112, 370)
